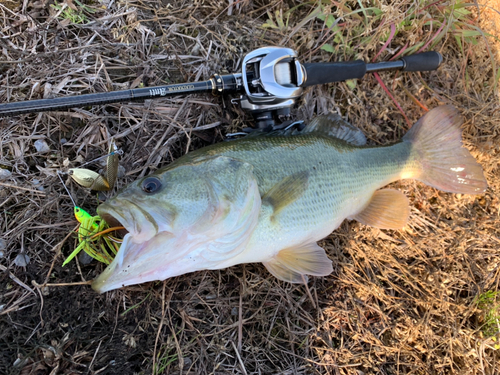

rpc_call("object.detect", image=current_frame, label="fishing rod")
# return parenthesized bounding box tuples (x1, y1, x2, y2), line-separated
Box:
(0, 47, 442, 128)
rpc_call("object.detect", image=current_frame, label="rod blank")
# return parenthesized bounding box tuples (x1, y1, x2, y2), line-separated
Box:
(0, 81, 213, 117)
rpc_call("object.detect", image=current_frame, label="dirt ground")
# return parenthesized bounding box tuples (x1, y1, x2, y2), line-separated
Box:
(1, 0, 499, 374)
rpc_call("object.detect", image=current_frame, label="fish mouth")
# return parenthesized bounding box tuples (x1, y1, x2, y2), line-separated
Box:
(99, 212, 129, 237)
(91, 200, 176, 293)
(91, 200, 157, 292)
(96, 199, 161, 243)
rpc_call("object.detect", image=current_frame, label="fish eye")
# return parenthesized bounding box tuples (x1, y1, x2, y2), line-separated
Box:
(141, 177, 162, 194)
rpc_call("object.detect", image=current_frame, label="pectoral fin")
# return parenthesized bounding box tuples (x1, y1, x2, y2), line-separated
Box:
(263, 243, 333, 283)
(262, 171, 309, 216)
(352, 189, 410, 229)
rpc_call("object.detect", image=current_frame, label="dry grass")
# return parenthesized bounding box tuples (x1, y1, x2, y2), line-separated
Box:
(0, 0, 499, 374)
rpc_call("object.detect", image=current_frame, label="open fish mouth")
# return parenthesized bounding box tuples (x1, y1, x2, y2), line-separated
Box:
(91, 202, 159, 293)
(91, 191, 259, 293)
(99, 212, 129, 237)
(97, 199, 162, 243)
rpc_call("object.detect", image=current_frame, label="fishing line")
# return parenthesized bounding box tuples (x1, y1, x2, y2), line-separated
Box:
(77, 149, 123, 169)
(57, 171, 77, 207)
(55, 149, 122, 178)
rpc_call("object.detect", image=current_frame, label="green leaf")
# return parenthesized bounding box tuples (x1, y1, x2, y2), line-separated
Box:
(262, 11, 278, 29)
(345, 79, 357, 90)
(459, 29, 482, 37)
(321, 43, 335, 53)
(454, 35, 464, 53)
(325, 14, 336, 28)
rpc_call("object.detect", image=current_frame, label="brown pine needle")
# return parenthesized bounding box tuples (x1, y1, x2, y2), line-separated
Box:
(33, 280, 93, 288)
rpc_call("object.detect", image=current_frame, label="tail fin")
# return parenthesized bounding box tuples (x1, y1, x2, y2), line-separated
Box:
(403, 105, 487, 194)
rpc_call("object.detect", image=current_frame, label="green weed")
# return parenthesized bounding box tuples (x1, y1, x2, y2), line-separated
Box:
(154, 344, 178, 374)
(51, 0, 96, 25)
(121, 293, 151, 316)
(263, 1, 491, 59)
(476, 290, 500, 348)
(262, 0, 497, 109)
(262, 9, 291, 31)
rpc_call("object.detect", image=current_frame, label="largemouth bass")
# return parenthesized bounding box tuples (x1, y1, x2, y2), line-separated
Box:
(92, 106, 487, 293)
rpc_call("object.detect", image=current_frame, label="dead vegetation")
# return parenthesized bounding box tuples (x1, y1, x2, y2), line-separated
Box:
(0, 0, 499, 374)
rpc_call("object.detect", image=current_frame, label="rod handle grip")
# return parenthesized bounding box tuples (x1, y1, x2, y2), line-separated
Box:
(302, 60, 366, 87)
(401, 51, 443, 72)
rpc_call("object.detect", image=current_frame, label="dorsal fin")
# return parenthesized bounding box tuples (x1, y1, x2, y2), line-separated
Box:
(302, 113, 366, 145)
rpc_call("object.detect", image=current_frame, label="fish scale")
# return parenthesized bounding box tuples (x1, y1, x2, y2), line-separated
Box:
(186, 135, 411, 233)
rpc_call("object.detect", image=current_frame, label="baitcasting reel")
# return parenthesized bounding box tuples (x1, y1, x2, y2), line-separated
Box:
(230, 46, 442, 129)
(235, 47, 305, 128)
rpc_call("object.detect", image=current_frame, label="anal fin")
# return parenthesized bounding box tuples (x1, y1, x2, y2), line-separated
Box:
(352, 189, 410, 229)
(263, 243, 333, 284)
